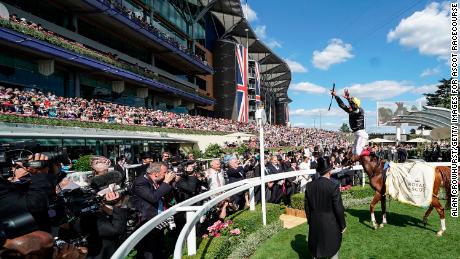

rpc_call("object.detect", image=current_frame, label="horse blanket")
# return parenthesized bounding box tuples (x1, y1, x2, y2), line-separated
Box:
(385, 162, 436, 207)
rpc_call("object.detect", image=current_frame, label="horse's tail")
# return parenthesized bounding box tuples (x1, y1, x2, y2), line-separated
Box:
(436, 166, 451, 209)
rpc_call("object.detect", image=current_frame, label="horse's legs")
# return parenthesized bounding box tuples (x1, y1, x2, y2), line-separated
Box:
(432, 196, 446, 236)
(380, 194, 387, 228)
(370, 192, 381, 229)
(423, 205, 434, 226)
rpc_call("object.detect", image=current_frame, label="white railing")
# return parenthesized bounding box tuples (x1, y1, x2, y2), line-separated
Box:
(112, 166, 363, 259)
(112, 162, 450, 259)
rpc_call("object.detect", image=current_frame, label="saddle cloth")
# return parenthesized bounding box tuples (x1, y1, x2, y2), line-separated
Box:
(385, 162, 436, 207)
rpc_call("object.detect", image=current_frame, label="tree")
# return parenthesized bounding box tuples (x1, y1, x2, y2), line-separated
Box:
(410, 129, 416, 135)
(424, 78, 452, 109)
(339, 123, 351, 133)
(203, 143, 224, 158)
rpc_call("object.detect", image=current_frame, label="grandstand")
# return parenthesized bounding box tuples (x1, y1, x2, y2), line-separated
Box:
(0, 0, 290, 126)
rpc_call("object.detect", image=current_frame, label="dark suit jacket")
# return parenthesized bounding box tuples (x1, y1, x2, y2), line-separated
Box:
(130, 174, 172, 223)
(226, 165, 249, 183)
(304, 177, 346, 258)
(266, 163, 283, 175)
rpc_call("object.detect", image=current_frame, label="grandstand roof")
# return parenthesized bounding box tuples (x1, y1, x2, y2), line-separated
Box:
(389, 106, 450, 128)
(203, 0, 291, 103)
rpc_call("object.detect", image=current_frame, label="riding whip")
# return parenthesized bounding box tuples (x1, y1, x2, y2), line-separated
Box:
(328, 83, 335, 111)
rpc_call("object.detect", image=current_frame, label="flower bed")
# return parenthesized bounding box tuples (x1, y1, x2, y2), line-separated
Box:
(189, 203, 284, 259)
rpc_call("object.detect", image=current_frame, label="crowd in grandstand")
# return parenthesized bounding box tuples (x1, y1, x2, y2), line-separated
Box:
(0, 87, 350, 148)
(100, 0, 208, 64)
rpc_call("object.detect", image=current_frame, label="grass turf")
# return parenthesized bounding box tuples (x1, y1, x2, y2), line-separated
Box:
(251, 202, 459, 259)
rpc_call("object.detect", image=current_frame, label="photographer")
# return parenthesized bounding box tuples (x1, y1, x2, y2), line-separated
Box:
(79, 191, 128, 259)
(173, 161, 201, 203)
(1, 153, 59, 232)
(130, 162, 175, 259)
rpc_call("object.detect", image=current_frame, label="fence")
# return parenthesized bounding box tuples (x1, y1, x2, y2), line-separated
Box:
(112, 162, 449, 259)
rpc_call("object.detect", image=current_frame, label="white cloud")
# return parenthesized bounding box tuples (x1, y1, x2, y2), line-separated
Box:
(285, 59, 308, 73)
(387, 2, 450, 60)
(242, 3, 258, 22)
(267, 40, 282, 49)
(312, 39, 354, 70)
(254, 25, 266, 39)
(416, 96, 428, 105)
(412, 84, 437, 94)
(290, 82, 326, 94)
(420, 67, 440, 77)
(290, 108, 343, 117)
(340, 80, 415, 101)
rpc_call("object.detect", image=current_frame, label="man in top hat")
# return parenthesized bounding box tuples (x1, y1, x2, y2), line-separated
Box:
(331, 89, 368, 162)
(304, 156, 346, 259)
(135, 152, 154, 176)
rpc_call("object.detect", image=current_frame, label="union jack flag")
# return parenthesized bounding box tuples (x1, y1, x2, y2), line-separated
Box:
(235, 44, 248, 122)
(255, 61, 261, 107)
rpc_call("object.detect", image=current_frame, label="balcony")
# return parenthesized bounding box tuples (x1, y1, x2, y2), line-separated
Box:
(248, 68, 256, 78)
(58, 0, 213, 74)
(248, 83, 256, 90)
(248, 95, 256, 101)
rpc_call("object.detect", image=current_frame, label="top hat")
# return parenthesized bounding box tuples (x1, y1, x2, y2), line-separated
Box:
(316, 156, 333, 176)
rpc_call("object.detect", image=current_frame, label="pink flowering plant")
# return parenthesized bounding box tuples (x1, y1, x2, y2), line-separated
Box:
(202, 220, 241, 238)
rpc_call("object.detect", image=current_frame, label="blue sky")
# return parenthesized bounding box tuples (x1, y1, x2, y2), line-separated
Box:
(242, 0, 450, 133)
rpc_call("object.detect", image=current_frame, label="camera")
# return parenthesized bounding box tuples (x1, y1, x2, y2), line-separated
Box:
(54, 235, 88, 249)
(0, 212, 38, 247)
(0, 140, 69, 179)
(155, 216, 176, 231)
(49, 187, 102, 225)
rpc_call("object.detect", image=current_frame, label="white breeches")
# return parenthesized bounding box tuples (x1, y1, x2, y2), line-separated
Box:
(353, 130, 368, 155)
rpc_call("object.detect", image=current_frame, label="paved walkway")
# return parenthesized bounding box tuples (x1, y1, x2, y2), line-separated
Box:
(279, 214, 307, 229)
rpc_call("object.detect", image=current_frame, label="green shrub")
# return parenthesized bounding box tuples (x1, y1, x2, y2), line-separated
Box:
(73, 155, 93, 172)
(290, 185, 375, 211)
(190, 203, 284, 259)
(203, 144, 224, 159)
(235, 144, 250, 156)
(291, 193, 305, 211)
(341, 185, 375, 200)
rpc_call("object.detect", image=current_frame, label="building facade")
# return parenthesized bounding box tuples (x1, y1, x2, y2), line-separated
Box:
(0, 0, 290, 124)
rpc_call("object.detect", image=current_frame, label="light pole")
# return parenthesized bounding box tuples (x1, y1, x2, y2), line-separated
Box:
(256, 106, 267, 226)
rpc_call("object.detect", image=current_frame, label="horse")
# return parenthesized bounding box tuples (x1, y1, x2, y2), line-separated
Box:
(344, 153, 451, 236)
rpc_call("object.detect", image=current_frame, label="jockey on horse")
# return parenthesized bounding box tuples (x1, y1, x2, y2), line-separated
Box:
(331, 89, 369, 162)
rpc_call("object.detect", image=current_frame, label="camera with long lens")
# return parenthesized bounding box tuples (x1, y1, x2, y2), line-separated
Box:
(0, 140, 69, 179)
(0, 212, 38, 247)
(48, 187, 102, 225)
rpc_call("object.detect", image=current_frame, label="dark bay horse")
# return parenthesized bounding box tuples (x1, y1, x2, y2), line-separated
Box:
(347, 155, 451, 236)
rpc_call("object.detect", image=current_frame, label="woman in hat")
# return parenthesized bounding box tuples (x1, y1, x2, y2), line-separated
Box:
(304, 156, 346, 259)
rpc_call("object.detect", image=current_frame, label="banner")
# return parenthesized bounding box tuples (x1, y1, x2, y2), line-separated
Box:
(386, 162, 436, 207)
(235, 44, 248, 122)
(255, 61, 261, 107)
(377, 101, 422, 126)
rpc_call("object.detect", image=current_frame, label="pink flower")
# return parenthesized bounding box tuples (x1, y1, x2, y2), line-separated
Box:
(230, 228, 241, 235)
(202, 234, 208, 238)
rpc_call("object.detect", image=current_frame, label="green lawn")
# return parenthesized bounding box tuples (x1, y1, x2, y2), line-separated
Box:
(251, 202, 459, 259)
